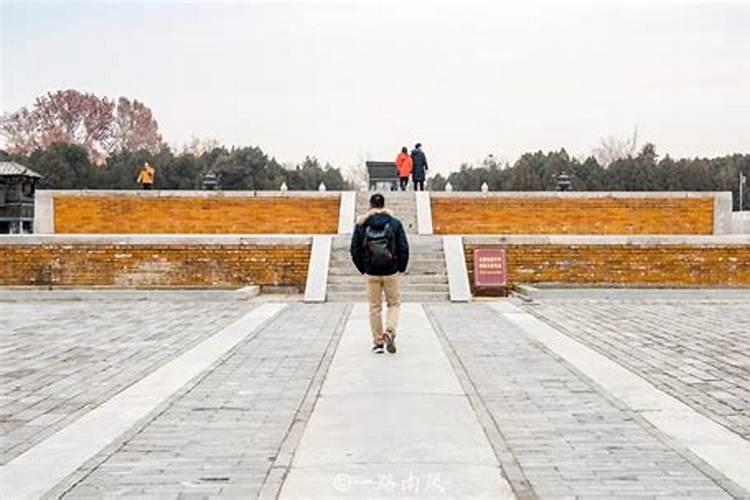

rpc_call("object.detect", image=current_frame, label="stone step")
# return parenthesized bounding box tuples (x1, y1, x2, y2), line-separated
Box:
(326, 291, 450, 302)
(329, 254, 445, 261)
(328, 268, 448, 276)
(329, 272, 447, 281)
(328, 273, 447, 282)
(328, 258, 445, 271)
(327, 226, 447, 301)
(327, 283, 448, 294)
(330, 246, 444, 254)
(332, 236, 441, 243)
(328, 274, 449, 283)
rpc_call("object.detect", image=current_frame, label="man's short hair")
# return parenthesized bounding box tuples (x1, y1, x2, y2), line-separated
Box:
(370, 194, 385, 208)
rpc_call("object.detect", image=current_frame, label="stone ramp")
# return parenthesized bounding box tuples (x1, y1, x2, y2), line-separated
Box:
(279, 303, 515, 499)
(326, 235, 450, 302)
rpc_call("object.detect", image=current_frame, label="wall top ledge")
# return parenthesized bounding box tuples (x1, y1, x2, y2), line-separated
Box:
(462, 234, 750, 245)
(39, 190, 344, 199)
(431, 191, 731, 200)
(5, 234, 746, 246)
(0, 234, 313, 246)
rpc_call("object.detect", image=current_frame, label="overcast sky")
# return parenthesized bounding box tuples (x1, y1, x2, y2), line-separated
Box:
(1, 0, 748, 174)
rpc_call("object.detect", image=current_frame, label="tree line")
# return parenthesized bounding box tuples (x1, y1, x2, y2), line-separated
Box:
(0, 89, 350, 191)
(0, 143, 351, 191)
(3, 142, 748, 210)
(429, 145, 750, 210)
(2, 89, 748, 208)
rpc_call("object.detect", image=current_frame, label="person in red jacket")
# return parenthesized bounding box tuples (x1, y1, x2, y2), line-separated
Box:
(395, 147, 413, 191)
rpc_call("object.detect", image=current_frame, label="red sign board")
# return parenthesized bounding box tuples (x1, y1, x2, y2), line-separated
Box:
(473, 248, 507, 288)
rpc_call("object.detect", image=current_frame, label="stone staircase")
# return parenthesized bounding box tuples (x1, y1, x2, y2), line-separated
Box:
(355, 191, 418, 234)
(326, 234, 450, 302)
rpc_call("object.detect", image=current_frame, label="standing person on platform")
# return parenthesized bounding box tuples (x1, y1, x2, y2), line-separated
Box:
(136, 161, 155, 190)
(395, 146, 413, 191)
(410, 143, 428, 191)
(350, 193, 410, 354)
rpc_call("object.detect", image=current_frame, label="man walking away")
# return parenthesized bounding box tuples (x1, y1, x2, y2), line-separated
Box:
(410, 143, 428, 191)
(136, 162, 155, 190)
(350, 194, 410, 354)
(395, 146, 413, 191)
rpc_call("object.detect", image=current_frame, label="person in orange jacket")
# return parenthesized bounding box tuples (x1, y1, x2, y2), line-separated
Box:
(395, 147, 413, 191)
(136, 162, 155, 189)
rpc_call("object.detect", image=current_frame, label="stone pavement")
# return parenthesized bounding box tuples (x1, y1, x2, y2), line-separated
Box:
(0, 300, 248, 465)
(279, 303, 514, 499)
(524, 296, 750, 440)
(0, 291, 749, 499)
(50, 303, 349, 499)
(427, 303, 742, 499)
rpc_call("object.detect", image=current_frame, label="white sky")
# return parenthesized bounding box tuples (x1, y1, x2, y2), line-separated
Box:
(1, 0, 749, 173)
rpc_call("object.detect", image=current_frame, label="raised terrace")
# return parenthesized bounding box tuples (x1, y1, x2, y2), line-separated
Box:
(5, 189, 744, 296)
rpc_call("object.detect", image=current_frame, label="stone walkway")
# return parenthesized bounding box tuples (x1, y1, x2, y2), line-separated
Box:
(0, 292, 749, 499)
(525, 298, 750, 440)
(280, 303, 514, 499)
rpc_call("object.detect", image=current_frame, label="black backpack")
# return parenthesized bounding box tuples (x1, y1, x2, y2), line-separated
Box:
(363, 223, 396, 272)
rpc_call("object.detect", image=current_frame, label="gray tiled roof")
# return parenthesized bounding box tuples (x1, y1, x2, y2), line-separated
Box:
(0, 162, 42, 178)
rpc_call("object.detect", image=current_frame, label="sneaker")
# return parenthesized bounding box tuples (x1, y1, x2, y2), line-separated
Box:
(383, 331, 396, 354)
(372, 344, 385, 354)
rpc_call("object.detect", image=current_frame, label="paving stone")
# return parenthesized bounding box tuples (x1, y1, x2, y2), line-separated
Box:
(426, 303, 737, 499)
(526, 298, 750, 440)
(0, 299, 248, 465)
(60, 303, 348, 499)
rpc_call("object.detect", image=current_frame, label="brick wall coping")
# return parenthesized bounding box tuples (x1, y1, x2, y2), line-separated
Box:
(0, 234, 312, 246)
(463, 234, 750, 245)
(40, 190, 731, 200)
(431, 191, 731, 200)
(5, 234, 748, 246)
(39, 190, 343, 198)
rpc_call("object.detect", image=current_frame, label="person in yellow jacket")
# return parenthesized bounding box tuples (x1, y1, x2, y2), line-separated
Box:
(136, 162, 155, 190)
(395, 147, 413, 191)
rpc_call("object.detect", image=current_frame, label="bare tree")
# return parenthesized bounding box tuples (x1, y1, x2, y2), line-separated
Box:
(178, 135, 221, 156)
(592, 126, 639, 167)
(108, 97, 163, 155)
(345, 152, 371, 189)
(0, 89, 163, 163)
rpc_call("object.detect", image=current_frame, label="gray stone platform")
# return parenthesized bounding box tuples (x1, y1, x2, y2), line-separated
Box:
(1, 291, 749, 499)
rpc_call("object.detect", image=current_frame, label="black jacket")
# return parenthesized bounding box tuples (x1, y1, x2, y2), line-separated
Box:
(410, 148, 428, 181)
(350, 209, 410, 276)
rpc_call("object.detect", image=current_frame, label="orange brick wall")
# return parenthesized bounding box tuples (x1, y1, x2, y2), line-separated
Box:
(0, 244, 310, 289)
(53, 196, 340, 234)
(464, 244, 750, 290)
(433, 197, 715, 235)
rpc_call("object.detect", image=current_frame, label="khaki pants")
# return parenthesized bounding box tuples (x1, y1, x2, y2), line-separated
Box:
(367, 274, 401, 345)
